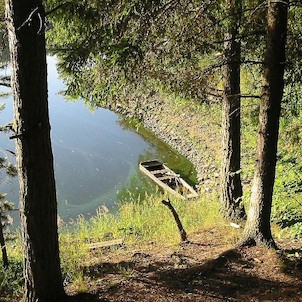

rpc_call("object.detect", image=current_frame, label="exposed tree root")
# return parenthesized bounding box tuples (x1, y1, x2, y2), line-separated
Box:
(237, 235, 279, 250)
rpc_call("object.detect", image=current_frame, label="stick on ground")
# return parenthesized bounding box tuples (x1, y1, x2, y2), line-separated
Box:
(162, 199, 188, 243)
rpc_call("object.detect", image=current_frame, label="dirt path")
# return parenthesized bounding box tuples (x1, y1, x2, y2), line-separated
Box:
(66, 229, 302, 301)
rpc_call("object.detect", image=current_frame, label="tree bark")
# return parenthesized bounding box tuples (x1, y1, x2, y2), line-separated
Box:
(5, 1, 66, 301)
(239, 0, 289, 248)
(0, 217, 9, 268)
(220, 0, 245, 221)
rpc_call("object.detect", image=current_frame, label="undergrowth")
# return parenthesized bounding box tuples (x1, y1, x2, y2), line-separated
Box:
(0, 259, 23, 300)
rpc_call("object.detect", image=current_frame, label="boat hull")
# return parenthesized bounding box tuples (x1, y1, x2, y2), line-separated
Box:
(139, 160, 198, 199)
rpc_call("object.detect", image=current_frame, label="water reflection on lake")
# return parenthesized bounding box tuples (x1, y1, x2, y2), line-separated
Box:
(0, 57, 197, 223)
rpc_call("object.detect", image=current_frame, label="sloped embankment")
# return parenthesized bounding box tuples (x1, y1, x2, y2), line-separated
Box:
(107, 94, 221, 192)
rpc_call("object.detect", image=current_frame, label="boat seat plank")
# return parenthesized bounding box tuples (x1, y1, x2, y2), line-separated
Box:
(186, 193, 198, 198)
(158, 175, 174, 181)
(151, 169, 169, 175)
(143, 162, 163, 168)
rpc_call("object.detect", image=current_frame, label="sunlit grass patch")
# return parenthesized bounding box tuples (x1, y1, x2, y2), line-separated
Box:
(87, 193, 222, 245)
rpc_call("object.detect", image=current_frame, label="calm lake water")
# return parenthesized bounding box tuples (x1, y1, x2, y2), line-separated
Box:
(0, 57, 197, 223)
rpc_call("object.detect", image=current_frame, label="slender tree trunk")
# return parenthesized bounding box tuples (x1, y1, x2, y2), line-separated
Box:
(239, 0, 289, 248)
(221, 0, 245, 221)
(5, 1, 66, 301)
(0, 217, 8, 268)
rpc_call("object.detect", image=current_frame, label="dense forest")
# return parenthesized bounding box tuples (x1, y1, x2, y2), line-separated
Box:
(0, 0, 302, 301)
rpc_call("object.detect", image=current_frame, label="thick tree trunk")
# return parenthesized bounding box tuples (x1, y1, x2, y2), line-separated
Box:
(5, 1, 66, 301)
(239, 0, 289, 248)
(0, 217, 8, 268)
(220, 0, 245, 221)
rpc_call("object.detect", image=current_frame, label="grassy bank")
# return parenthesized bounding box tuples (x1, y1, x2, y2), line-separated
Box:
(59, 193, 225, 287)
(1, 192, 229, 298)
(129, 88, 302, 239)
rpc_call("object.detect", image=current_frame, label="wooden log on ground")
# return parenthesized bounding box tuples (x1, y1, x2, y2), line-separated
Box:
(87, 239, 124, 251)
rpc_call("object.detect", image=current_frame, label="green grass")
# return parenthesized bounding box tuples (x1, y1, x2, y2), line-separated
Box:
(58, 192, 223, 285)
(68, 193, 221, 243)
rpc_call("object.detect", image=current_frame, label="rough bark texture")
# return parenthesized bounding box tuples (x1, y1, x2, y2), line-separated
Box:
(239, 0, 289, 248)
(5, 1, 66, 301)
(220, 0, 245, 221)
(0, 217, 8, 268)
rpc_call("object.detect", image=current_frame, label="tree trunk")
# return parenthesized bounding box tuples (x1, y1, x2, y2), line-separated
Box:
(220, 0, 245, 221)
(0, 217, 9, 268)
(5, 1, 66, 301)
(239, 0, 289, 248)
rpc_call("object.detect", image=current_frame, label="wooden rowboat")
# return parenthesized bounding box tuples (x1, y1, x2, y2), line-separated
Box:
(139, 160, 198, 199)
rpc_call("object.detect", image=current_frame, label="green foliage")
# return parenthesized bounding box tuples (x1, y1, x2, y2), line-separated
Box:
(272, 198, 302, 228)
(45, 0, 301, 114)
(45, 0, 237, 103)
(0, 260, 23, 297)
(271, 135, 302, 237)
(283, 6, 302, 116)
(0, 155, 17, 177)
(0, 196, 14, 224)
(284, 222, 302, 239)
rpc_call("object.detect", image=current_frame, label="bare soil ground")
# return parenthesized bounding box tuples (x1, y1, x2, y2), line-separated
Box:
(66, 228, 302, 302)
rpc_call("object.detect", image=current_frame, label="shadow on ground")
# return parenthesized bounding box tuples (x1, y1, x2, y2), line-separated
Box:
(75, 245, 302, 302)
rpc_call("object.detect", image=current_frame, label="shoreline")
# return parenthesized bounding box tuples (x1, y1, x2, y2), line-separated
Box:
(105, 94, 221, 193)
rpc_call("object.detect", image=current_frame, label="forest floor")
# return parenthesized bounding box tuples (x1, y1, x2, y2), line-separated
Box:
(66, 228, 302, 302)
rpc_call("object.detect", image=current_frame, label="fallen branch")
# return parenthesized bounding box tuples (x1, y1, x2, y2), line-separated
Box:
(162, 199, 188, 243)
